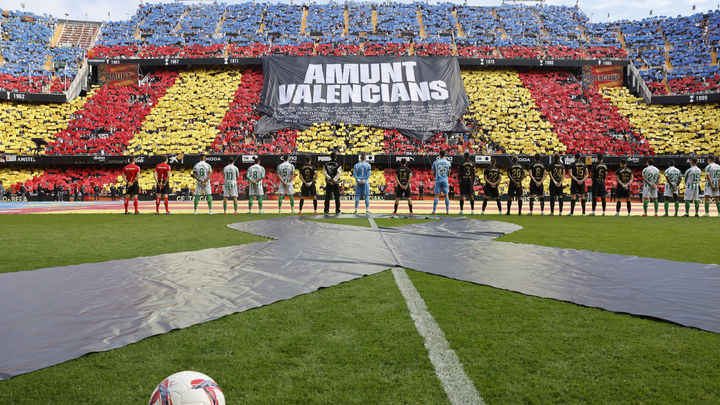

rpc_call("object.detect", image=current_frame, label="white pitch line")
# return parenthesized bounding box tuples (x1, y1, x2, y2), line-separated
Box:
(369, 215, 483, 404)
(391, 267, 485, 405)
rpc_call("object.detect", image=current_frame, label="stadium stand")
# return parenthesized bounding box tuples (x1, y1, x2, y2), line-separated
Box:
(602, 87, 720, 155)
(129, 67, 242, 155)
(46, 70, 178, 155)
(0, 97, 86, 154)
(462, 69, 565, 155)
(518, 71, 652, 155)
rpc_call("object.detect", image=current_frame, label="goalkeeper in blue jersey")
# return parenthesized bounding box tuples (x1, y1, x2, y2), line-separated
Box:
(353, 153, 372, 214)
(432, 150, 452, 215)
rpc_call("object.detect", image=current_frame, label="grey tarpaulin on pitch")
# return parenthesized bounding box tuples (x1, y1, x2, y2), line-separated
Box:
(255, 55, 469, 140)
(1, 217, 720, 380)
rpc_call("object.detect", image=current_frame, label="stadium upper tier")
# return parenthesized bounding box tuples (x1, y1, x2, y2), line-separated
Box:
(1, 66, 718, 158)
(2, 4, 719, 95)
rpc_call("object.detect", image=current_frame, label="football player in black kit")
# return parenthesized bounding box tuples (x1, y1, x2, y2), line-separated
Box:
(298, 156, 318, 214)
(393, 158, 413, 215)
(528, 153, 546, 215)
(458, 152, 476, 215)
(548, 153, 566, 215)
(590, 152, 608, 216)
(506, 155, 525, 215)
(481, 159, 502, 215)
(615, 158, 634, 216)
(568, 152, 588, 216)
(323, 152, 343, 214)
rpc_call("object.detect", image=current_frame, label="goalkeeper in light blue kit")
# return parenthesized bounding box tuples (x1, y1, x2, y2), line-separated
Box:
(432, 150, 452, 215)
(353, 153, 372, 214)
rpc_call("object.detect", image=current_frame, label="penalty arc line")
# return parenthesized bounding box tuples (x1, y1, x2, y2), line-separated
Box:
(368, 216, 484, 405)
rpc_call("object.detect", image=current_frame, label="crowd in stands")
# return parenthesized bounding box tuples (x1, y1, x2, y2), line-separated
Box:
(0, 10, 85, 93)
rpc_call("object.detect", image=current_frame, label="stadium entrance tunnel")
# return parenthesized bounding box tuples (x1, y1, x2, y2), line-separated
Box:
(1, 216, 719, 380)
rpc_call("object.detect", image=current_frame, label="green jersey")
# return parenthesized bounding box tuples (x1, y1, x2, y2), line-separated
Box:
(685, 166, 702, 190)
(223, 164, 240, 189)
(247, 164, 266, 184)
(193, 161, 212, 182)
(705, 163, 720, 188)
(664, 166, 682, 187)
(642, 165, 660, 186)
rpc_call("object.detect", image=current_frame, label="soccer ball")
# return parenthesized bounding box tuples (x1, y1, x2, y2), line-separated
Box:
(148, 371, 225, 405)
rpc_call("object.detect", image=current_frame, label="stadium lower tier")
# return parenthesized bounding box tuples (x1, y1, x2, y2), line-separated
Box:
(0, 166, 699, 202)
(0, 66, 718, 157)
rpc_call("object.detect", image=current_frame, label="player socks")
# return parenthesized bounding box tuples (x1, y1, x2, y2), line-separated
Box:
(592, 199, 597, 212)
(394, 201, 399, 213)
(206, 196, 212, 211)
(653, 201, 658, 215)
(164, 197, 169, 213)
(581, 200, 586, 215)
(460, 200, 464, 212)
(643, 200, 648, 214)
(482, 199, 488, 212)
(223, 200, 227, 213)
(674, 201, 679, 216)
(529, 199, 533, 213)
(506, 201, 512, 214)
(194, 195, 200, 211)
(133, 197, 138, 213)
(470, 199, 474, 212)
(278, 195, 283, 211)
(124, 197, 129, 213)
(664, 200, 669, 216)
(313, 199, 317, 211)
(233, 201, 238, 213)
(366, 194, 370, 210)
(695, 201, 700, 215)
(705, 201, 710, 214)
(155, 197, 161, 213)
(355, 197, 360, 211)
(626, 201, 631, 214)
(601, 198, 606, 213)
(299, 199, 304, 211)
(570, 200, 575, 214)
(685, 201, 690, 215)
(716, 202, 720, 216)
(496, 199, 502, 213)
(433, 197, 438, 213)
(444, 196, 449, 213)
(409, 203, 413, 214)
(257, 197, 263, 210)
(289, 195, 295, 210)
(248, 196, 254, 211)
(517, 201, 522, 215)
(616, 201, 621, 214)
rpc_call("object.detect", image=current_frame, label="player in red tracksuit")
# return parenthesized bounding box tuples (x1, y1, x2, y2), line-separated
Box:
(122, 156, 141, 214)
(154, 155, 172, 214)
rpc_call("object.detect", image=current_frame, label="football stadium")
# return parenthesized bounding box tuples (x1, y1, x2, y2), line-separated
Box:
(0, 0, 719, 403)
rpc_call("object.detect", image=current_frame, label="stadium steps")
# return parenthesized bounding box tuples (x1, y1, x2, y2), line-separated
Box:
(416, 8, 426, 39)
(43, 55, 53, 71)
(51, 24, 65, 46)
(711, 49, 718, 66)
(300, 7, 308, 35)
(343, 8, 349, 36)
(371, 9, 378, 33)
(171, 9, 189, 35)
(662, 78, 672, 94)
(616, 29, 629, 54)
(0, 50, 5, 67)
(664, 37, 674, 72)
(215, 9, 227, 35)
(55, 23, 100, 49)
(451, 10, 465, 38)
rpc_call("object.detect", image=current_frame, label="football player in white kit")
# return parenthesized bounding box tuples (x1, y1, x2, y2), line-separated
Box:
(192, 154, 213, 215)
(663, 160, 682, 217)
(276, 154, 296, 214)
(684, 157, 702, 217)
(703, 155, 720, 216)
(641, 159, 660, 216)
(247, 157, 266, 214)
(222, 157, 240, 214)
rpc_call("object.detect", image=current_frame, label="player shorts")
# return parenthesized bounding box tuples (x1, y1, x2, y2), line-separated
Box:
(663, 183, 679, 198)
(549, 182, 563, 198)
(570, 181, 585, 195)
(223, 183, 238, 198)
(125, 182, 140, 195)
(591, 182, 606, 198)
(325, 183, 340, 198)
(355, 181, 370, 197)
(194, 181, 212, 196)
(301, 184, 316, 197)
(507, 182, 522, 199)
(395, 184, 411, 199)
(459, 179, 474, 197)
(616, 185, 630, 199)
(434, 179, 449, 195)
(529, 181, 543, 195)
(157, 183, 170, 195)
(483, 183, 499, 199)
(277, 182, 294, 195)
(705, 182, 720, 197)
(248, 182, 264, 196)
(642, 184, 658, 199)
(684, 187, 700, 201)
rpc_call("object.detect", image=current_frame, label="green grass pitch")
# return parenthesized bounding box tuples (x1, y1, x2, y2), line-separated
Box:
(0, 214, 718, 404)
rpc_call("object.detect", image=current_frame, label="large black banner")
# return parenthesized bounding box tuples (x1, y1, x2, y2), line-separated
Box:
(256, 55, 469, 139)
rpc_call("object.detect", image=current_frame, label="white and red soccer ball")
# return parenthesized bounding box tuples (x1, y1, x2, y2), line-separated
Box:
(149, 371, 225, 405)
